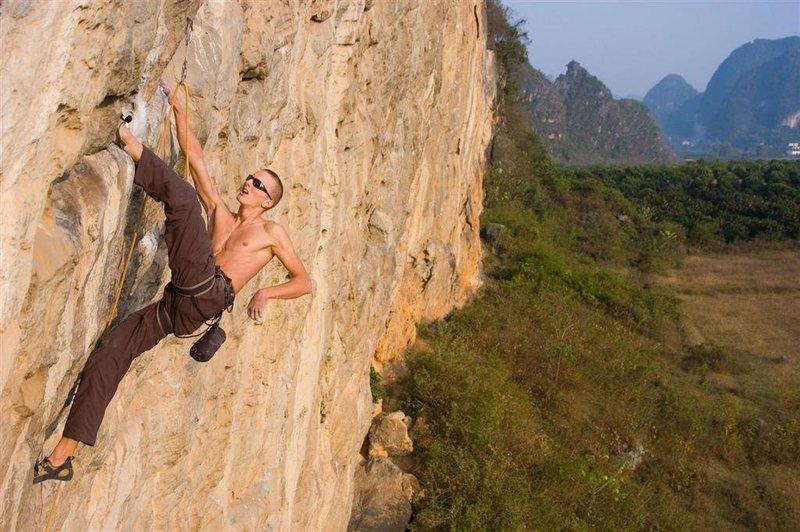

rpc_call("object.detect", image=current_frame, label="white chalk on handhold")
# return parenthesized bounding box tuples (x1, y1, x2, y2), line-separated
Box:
(134, 233, 158, 282)
(128, 93, 148, 138)
(138, 231, 158, 260)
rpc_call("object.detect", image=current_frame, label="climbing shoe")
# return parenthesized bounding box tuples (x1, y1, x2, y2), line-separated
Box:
(33, 456, 73, 485)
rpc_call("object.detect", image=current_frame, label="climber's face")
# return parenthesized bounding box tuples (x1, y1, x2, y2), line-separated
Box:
(238, 171, 273, 209)
(246, 174, 273, 200)
(237, 169, 282, 211)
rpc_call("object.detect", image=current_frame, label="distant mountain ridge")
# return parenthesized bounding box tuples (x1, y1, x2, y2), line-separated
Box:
(643, 74, 699, 124)
(516, 60, 675, 164)
(645, 36, 800, 156)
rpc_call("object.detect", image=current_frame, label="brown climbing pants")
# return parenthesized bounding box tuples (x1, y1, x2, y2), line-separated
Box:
(63, 147, 230, 446)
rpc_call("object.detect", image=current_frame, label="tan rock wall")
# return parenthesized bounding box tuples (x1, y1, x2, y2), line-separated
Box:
(0, 0, 494, 529)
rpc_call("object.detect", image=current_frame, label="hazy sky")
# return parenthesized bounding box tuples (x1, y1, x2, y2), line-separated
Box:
(503, 0, 800, 99)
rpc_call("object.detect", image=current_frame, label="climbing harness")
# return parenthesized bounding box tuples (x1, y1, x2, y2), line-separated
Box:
(164, 266, 235, 362)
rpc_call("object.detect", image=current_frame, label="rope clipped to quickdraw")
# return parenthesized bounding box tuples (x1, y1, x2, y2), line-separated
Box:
(156, 81, 192, 180)
(156, 16, 194, 180)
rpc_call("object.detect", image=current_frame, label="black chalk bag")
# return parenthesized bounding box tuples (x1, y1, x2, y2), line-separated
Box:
(190, 323, 226, 362)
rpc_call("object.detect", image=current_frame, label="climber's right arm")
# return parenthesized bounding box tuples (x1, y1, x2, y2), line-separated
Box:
(162, 81, 227, 217)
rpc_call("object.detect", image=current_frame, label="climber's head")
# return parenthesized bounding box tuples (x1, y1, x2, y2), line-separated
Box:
(239, 169, 283, 211)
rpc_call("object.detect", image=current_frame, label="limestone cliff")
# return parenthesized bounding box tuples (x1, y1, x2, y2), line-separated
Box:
(0, 1, 495, 529)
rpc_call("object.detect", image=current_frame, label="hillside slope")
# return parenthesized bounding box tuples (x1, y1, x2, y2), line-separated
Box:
(393, 5, 800, 529)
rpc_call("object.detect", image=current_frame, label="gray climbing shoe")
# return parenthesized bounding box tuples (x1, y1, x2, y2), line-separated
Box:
(33, 456, 73, 484)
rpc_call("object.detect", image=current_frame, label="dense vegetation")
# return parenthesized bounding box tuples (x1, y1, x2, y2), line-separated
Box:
(390, 2, 800, 530)
(568, 161, 800, 247)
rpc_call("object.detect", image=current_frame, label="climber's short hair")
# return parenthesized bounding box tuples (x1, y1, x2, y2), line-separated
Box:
(263, 169, 284, 209)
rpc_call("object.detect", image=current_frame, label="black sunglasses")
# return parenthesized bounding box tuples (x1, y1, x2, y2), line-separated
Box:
(246, 175, 272, 200)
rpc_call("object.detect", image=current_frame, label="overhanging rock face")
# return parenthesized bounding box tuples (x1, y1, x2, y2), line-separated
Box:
(0, 1, 495, 530)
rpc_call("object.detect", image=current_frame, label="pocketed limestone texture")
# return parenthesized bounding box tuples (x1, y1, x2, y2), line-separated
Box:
(0, 0, 494, 530)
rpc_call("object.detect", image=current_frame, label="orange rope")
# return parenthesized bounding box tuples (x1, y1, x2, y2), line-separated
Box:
(42, 482, 63, 532)
(106, 235, 138, 330)
(37, 26, 196, 524)
(109, 80, 193, 329)
(157, 81, 192, 179)
(178, 81, 190, 180)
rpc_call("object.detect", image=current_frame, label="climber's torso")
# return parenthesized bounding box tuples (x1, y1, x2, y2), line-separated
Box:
(210, 211, 278, 295)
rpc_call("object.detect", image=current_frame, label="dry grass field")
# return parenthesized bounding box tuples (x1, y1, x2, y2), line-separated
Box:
(655, 244, 800, 361)
(653, 244, 800, 414)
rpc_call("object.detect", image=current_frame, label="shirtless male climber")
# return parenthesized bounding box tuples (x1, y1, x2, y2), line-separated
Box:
(34, 81, 312, 484)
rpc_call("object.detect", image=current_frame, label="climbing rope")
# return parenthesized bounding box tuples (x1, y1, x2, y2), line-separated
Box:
(36, 23, 199, 529)
(156, 80, 192, 180)
(42, 483, 62, 532)
(37, 83, 191, 524)
(109, 14, 195, 329)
